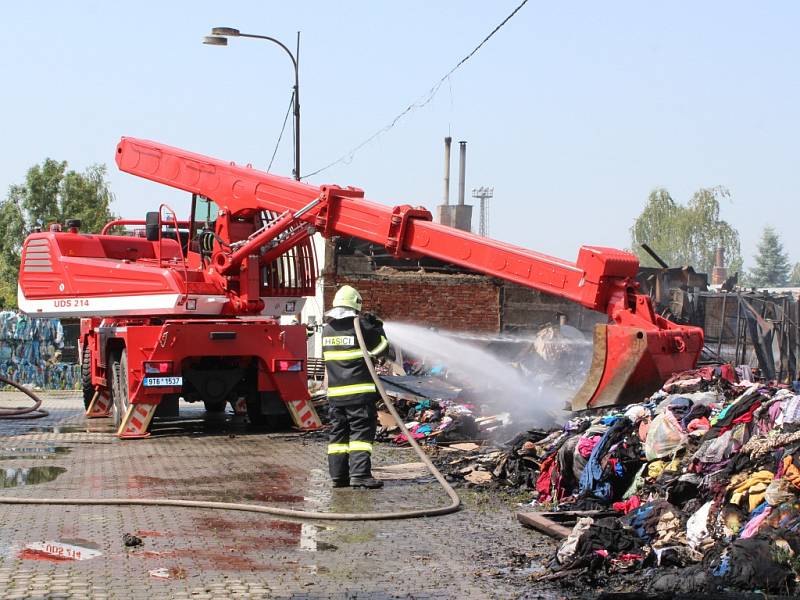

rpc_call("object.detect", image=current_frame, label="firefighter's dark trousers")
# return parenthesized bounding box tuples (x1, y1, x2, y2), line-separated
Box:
(327, 401, 377, 482)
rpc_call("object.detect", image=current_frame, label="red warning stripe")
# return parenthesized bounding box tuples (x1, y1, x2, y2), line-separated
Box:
(86, 392, 113, 418)
(123, 405, 154, 434)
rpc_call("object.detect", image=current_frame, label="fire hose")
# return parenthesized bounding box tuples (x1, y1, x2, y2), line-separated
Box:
(0, 317, 461, 520)
(0, 375, 49, 419)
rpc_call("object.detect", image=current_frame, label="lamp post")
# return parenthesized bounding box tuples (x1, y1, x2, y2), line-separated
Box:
(204, 28, 301, 181)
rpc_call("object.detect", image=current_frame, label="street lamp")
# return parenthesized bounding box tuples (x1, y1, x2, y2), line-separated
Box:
(204, 27, 301, 181)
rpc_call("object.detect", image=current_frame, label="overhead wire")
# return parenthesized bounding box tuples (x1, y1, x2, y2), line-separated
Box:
(301, 0, 530, 179)
(267, 89, 296, 173)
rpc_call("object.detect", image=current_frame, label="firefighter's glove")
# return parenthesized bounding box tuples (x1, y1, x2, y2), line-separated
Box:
(361, 312, 383, 327)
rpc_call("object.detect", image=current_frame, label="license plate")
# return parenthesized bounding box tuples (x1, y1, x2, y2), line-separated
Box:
(143, 376, 182, 387)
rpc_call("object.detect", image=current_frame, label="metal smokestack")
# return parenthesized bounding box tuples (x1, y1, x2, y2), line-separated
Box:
(443, 137, 452, 206)
(458, 140, 467, 206)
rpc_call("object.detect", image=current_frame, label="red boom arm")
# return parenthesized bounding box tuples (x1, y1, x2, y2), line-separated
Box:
(115, 137, 703, 410)
(116, 138, 635, 313)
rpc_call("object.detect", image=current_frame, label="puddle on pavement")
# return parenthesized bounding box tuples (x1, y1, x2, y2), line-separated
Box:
(27, 423, 117, 434)
(125, 466, 319, 506)
(247, 490, 305, 503)
(194, 516, 301, 533)
(145, 413, 253, 438)
(0, 445, 71, 460)
(0, 466, 66, 487)
(191, 515, 302, 550)
(184, 516, 335, 554)
(498, 563, 544, 577)
(496, 551, 548, 578)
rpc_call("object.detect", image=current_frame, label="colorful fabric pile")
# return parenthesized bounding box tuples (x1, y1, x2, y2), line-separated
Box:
(380, 396, 511, 445)
(0, 311, 80, 390)
(523, 366, 800, 593)
(430, 365, 800, 592)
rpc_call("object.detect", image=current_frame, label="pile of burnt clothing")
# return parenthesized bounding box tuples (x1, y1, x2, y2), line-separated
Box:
(376, 395, 510, 446)
(443, 367, 727, 493)
(493, 429, 559, 489)
(466, 410, 649, 498)
(439, 428, 558, 489)
(541, 365, 800, 593)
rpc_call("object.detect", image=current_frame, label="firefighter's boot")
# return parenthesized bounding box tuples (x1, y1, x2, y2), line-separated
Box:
(350, 477, 384, 489)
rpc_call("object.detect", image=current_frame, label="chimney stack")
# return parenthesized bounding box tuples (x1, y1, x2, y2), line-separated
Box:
(435, 137, 473, 232)
(712, 246, 727, 285)
(443, 137, 452, 206)
(457, 141, 467, 206)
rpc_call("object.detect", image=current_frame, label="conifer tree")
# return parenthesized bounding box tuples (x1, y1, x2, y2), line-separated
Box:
(750, 226, 790, 287)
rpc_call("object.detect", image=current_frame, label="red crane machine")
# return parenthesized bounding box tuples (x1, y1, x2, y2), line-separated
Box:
(17, 138, 703, 438)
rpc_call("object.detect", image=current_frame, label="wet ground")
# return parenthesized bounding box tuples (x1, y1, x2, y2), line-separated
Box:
(0, 390, 560, 599)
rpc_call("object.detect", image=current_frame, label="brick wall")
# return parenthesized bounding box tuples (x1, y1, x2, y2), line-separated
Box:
(324, 243, 603, 335)
(324, 273, 501, 333)
(501, 283, 605, 333)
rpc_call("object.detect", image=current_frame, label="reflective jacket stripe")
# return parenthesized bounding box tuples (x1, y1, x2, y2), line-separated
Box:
(327, 443, 350, 454)
(369, 336, 389, 357)
(323, 349, 365, 361)
(349, 440, 373, 453)
(327, 383, 377, 397)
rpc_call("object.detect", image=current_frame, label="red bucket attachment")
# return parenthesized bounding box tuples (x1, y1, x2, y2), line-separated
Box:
(571, 322, 704, 411)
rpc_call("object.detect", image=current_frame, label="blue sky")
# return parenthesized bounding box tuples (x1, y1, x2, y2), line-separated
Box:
(1, 1, 797, 272)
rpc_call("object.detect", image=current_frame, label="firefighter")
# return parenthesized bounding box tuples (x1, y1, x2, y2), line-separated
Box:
(322, 285, 390, 489)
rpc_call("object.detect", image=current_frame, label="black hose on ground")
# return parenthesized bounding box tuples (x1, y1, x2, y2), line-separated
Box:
(0, 374, 49, 419)
(0, 318, 460, 520)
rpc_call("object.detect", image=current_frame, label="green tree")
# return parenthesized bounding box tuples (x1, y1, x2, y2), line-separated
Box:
(630, 186, 743, 275)
(790, 262, 800, 286)
(750, 226, 791, 287)
(0, 160, 115, 306)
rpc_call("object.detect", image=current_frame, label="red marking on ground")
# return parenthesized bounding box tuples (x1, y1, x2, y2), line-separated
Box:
(249, 491, 304, 503)
(127, 475, 170, 489)
(139, 550, 177, 559)
(194, 516, 301, 534)
(19, 549, 73, 562)
(135, 530, 168, 538)
(132, 547, 298, 571)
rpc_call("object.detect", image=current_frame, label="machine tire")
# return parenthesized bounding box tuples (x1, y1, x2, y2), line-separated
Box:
(203, 400, 227, 413)
(80, 345, 94, 409)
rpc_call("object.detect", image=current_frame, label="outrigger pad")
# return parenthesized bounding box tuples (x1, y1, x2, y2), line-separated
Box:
(571, 323, 703, 411)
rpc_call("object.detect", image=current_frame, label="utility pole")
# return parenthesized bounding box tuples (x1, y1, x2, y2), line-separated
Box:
(204, 28, 301, 180)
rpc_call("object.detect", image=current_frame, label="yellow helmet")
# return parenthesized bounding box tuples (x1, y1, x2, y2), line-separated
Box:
(332, 285, 363, 312)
